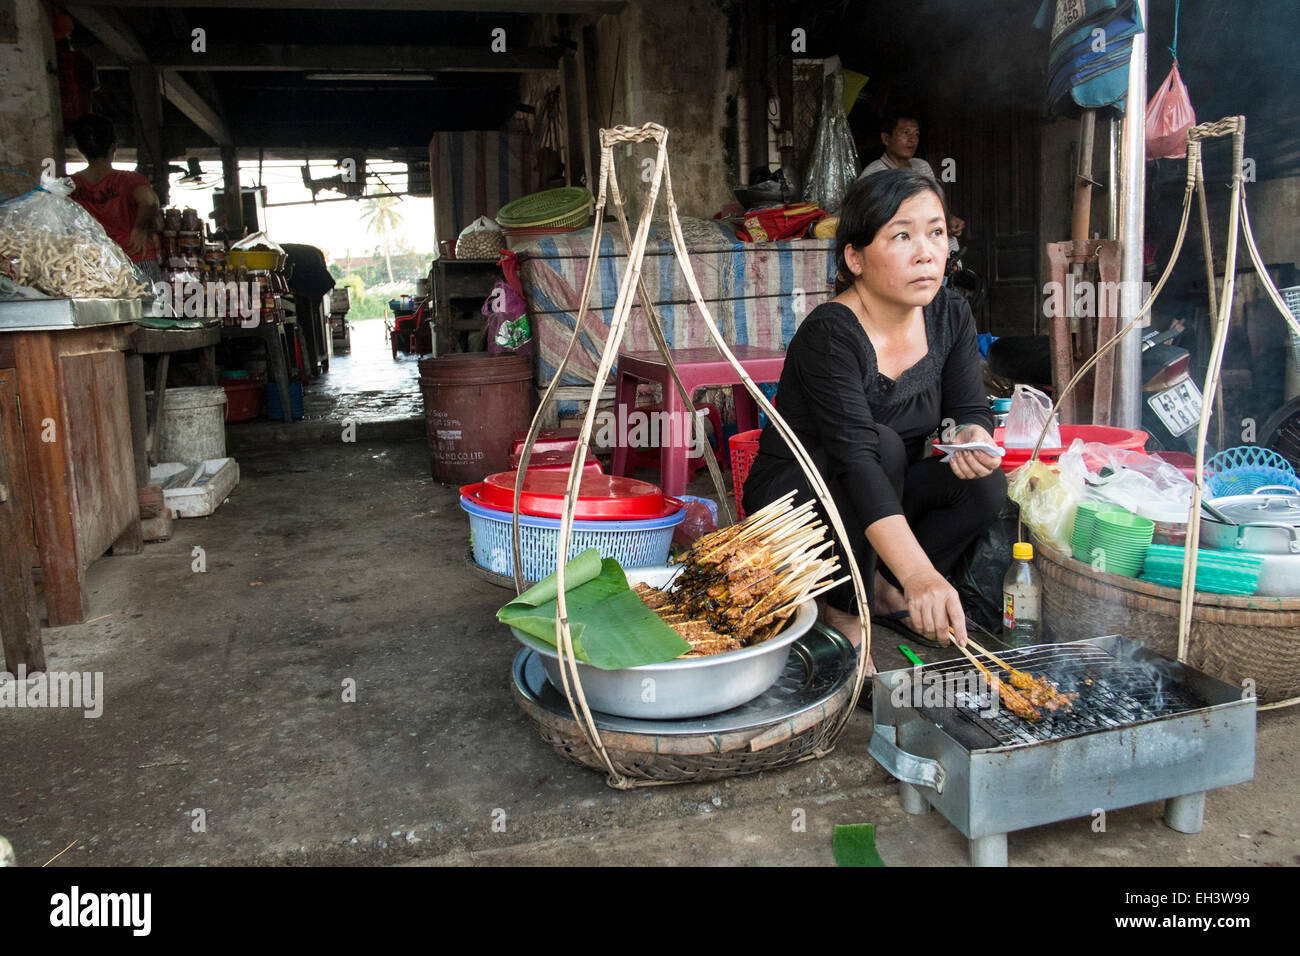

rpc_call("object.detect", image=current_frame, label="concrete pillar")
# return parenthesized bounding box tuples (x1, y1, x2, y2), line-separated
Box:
(0, 0, 62, 197)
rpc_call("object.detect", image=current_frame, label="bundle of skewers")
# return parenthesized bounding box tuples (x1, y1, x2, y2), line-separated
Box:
(949, 633, 1079, 722)
(634, 491, 848, 657)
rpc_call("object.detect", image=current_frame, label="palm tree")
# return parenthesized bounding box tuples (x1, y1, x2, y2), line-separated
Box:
(359, 194, 404, 283)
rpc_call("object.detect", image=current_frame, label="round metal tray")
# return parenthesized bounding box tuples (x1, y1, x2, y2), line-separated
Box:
(512, 622, 856, 736)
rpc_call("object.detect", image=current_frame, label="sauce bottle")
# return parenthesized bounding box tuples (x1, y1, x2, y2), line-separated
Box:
(1002, 542, 1041, 646)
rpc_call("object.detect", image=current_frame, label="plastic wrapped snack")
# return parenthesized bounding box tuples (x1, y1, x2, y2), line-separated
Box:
(456, 216, 505, 259)
(0, 174, 149, 298)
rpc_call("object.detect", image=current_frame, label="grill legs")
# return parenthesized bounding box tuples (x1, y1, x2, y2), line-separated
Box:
(969, 833, 1008, 867)
(899, 782, 931, 815)
(1164, 791, 1206, 834)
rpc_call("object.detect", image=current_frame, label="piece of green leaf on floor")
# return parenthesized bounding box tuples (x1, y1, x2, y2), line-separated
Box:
(833, 823, 885, 867)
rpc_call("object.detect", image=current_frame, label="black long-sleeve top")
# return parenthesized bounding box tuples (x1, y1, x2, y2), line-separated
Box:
(753, 286, 993, 527)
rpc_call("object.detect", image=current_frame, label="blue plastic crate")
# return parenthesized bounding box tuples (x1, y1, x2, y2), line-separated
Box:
(461, 496, 683, 580)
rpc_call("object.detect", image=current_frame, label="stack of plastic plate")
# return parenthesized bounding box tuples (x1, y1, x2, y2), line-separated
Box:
(1090, 511, 1155, 577)
(1071, 501, 1127, 562)
(1140, 543, 1263, 595)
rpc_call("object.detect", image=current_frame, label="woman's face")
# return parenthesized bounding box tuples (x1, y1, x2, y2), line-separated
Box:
(845, 190, 948, 309)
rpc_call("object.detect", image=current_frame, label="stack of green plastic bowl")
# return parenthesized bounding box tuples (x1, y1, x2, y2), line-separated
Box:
(1071, 501, 1127, 562)
(1090, 511, 1155, 577)
(1140, 543, 1263, 595)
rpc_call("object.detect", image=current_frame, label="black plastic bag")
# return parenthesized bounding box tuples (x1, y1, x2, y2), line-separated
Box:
(953, 496, 1021, 635)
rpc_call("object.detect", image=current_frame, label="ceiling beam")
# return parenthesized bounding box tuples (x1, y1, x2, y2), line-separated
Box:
(62, 0, 622, 10)
(161, 71, 233, 146)
(88, 42, 562, 73)
(67, 5, 233, 146)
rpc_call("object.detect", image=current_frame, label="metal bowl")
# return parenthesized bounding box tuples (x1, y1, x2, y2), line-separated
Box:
(510, 566, 818, 719)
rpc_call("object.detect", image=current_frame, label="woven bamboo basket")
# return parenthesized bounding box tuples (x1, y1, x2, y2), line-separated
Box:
(513, 676, 855, 783)
(1033, 536, 1300, 702)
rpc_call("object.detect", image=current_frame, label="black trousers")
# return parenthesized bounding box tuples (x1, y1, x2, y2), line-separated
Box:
(743, 424, 1007, 615)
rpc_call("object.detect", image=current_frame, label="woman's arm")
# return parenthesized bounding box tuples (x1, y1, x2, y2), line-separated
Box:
(129, 183, 161, 258)
(940, 292, 999, 479)
(866, 514, 967, 643)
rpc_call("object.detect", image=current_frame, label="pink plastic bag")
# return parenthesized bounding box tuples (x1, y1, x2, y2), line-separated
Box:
(1145, 64, 1195, 160)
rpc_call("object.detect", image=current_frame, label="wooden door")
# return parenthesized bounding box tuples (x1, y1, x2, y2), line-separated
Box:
(927, 111, 1041, 336)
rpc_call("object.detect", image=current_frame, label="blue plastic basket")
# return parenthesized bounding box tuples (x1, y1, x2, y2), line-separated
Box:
(460, 496, 684, 581)
(1204, 446, 1300, 497)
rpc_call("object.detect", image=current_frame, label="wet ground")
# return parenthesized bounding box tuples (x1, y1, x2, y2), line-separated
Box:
(2, 419, 1298, 867)
(300, 318, 424, 423)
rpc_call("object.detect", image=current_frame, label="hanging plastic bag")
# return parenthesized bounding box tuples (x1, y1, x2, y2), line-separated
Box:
(456, 216, 505, 259)
(1006, 459, 1077, 553)
(482, 279, 533, 359)
(802, 57, 859, 215)
(0, 173, 149, 298)
(1004, 384, 1062, 449)
(1145, 64, 1195, 160)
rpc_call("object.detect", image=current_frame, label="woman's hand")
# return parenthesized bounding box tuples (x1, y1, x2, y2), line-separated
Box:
(127, 226, 151, 258)
(948, 423, 1000, 480)
(898, 567, 967, 646)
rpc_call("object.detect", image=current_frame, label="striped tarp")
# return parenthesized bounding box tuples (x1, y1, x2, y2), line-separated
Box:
(429, 131, 541, 246)
(516, 226, 837, 390)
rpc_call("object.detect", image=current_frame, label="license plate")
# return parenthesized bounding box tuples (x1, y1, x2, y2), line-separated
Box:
(1147, 378, 1203, 437)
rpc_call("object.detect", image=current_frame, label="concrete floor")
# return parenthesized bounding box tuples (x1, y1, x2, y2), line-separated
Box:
(2, 345, 1298, 867)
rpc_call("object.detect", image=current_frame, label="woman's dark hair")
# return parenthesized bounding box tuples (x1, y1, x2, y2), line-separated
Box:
(834, 169, 947, 293)
(71, 114, 116, 160)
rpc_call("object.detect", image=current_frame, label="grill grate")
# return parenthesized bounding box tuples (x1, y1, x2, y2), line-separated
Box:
(918, 643, 1202, 747)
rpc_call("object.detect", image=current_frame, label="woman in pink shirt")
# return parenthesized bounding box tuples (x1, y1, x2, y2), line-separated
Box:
(69, 114, 163, 282)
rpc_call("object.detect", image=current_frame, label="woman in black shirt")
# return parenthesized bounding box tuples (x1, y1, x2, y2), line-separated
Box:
(743, 170, 1005, 658)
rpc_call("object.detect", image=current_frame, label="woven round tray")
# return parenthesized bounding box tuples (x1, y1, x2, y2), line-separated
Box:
(1033, 535, 1300, 703)
(512, 624, 858, 783)
(496, 187, 594, 228)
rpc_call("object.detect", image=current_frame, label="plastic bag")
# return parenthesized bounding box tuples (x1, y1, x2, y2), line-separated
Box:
(1058, 439, 1193, 514)
(1006, 459, 1077, 553)
(802, 57, 859, 215)
(456, 216, 505, 259)
(0, 173, 149, 298)
(735, 203, 826, 242)
(482, 279, 533, 358)
(952, 497, 1021, 634)
(1004, 384, 1061, 449)
(1145, 64, 1195, 160)
(672, 495, 719, 549)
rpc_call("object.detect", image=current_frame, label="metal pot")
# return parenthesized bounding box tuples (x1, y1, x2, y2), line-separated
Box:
(1201, 486, 1300, 596)
(510, 566, 818, 719)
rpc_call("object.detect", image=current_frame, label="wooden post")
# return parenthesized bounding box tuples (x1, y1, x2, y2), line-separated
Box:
(221, 145, 244, 237)
(0, 370, 45, 672)
(129, 65, 168, 206)
(1071, 109, 1096, 242)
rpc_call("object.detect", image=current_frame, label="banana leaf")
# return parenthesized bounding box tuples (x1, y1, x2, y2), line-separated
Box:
(497, 549, 689, 669)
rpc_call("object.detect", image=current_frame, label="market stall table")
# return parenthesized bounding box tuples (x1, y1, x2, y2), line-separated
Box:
(0, 298, 142, 626)
(611, 345, 785, 496)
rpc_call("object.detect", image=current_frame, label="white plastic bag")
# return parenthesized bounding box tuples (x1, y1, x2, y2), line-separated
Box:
(456, 216, 505, 259)
(0, 173, 149, 298)
(1004, 384, 1061, 449)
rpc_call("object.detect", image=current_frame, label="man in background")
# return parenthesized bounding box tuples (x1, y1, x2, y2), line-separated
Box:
(860, 113, 965, 245)
(69, 113, 163, 282)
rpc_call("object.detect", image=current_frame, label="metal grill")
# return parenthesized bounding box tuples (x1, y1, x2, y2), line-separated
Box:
(918, 643, 1202, 748)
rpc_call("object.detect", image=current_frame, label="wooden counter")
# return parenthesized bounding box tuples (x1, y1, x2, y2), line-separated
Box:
(0, 323, 141, 628)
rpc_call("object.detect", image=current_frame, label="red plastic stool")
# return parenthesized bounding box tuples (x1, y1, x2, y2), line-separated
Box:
(624, 403, 723, 479)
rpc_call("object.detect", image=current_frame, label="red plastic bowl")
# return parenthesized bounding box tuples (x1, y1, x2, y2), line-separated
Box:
(995, 424, 1148, 472)
(462, 470, 681, 520)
